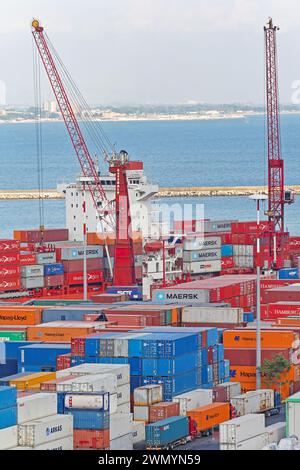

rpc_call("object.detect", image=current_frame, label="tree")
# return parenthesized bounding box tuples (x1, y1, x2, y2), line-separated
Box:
(260, 354, 291, 395)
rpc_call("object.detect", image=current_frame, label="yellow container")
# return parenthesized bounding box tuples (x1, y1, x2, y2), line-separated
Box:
(10, 372, 56, 390)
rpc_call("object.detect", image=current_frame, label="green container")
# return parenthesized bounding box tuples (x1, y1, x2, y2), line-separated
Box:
(27, 299, 91, 306)
(165, 310, 172, 325)
(0, 331, 27, 341)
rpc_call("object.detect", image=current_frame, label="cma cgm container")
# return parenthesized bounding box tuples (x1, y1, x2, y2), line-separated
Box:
(145, 416, 189, 448)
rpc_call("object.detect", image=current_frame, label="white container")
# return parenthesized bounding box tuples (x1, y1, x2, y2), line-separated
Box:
(64, 392, 109, 410)
(21, 276, 44, 289)
(36, 252, 56, 264)
(18, 414, 73, 447)
(182, 307, 243, 324)
(230, 390, 274, 417)
(264, 422, 286, 445)
(215, 382, 241, 399)
(110, 413, 133, 440)
(56, 373, 117, 394)
(286, 392, 300, 438)
(117, 384, 130, 406)
(220, 433, 266, 450)
(21, 265, 44, 278)
(110, 433, 133, 451)
(17, 393, 57, 424)
(12, 435, 74, 450)
(134, 385, 163, 406)
(183, 236, 221, 251)
(132, 421, 145, 444)
(219, 414, 265, 444)
(0, 425, 18, 449)
(183, 249, 221, 262)
(173, 389, 213, 415)
(201, 220, 235, 233)
(61, 246, 103, 260)
(133, 405, 149, 422)
(57, 363, 130, 387)
(117, 402, 131, 414)
(183, 260, 221, 274)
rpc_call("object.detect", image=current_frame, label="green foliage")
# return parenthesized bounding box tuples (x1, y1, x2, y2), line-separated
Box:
(260, 354, 291, 388)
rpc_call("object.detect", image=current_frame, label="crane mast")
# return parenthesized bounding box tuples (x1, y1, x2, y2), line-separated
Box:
(31, 19, 136, 286)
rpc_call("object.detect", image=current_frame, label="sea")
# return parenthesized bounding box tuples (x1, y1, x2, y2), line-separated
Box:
(0, 114, 300, 238)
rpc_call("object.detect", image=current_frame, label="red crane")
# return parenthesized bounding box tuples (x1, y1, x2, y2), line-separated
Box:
(31, 19, 136, 285)
(264, 18, 294, 265)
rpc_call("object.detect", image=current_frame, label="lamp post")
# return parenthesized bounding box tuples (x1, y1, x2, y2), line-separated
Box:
(249, 193, 268, 390)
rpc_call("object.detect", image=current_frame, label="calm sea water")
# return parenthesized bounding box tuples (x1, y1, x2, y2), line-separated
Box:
(0, 114, 300, 237)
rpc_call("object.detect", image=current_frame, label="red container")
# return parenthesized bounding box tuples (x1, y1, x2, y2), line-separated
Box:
(44, 274, 64, 287)
(14, 229, 68, 243)
(73, 429, 110, 449)
(20, 253, 36, 266)
(263, 286, 300, 304)
(56, 353, 71, 371)
(149, 402, 180, 423)
(224, 348, 291, 366)
(63, 258, 104, 273)
(213, 386, 229, 402)
(0, 278, 21, 292)
(0, 240, 20, 253)
(0, 252, 20, 266)
(133, 243, 143, 255)
(0, 266, 20, 279)
(65, 270, 104, 286)
(267, 302, 300, 319)
(90, 293, 125, 304)
(71, 337, 86, 357)
(221, 257, 234, 269)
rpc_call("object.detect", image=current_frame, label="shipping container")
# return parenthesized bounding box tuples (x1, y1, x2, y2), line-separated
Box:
(230, 390, 274, 416)
(0, 240, 20, 253)
(21, 265, 44, 278)
(0, 425, 18, 449)
(132, 421, 145, 445)
(219, 414, 265, 444)
(173, 389, 213, 415)
(110, 413, 132, 440)
(61, 246, 103, 260)
(18, 414, 73, 447)
(14, 229, 68, 244)
(27, 321, 107, 342)
(44, 275, 65, 287)
(0, 386, 17, 410)
(63, 258, 104, 273)
(183, 249, 221, 263)
(187, 402, 230, 432)
(57, 363, 130, 387)
(12, 435, 74, 450)
(223, 329, 297, 349)
(0, 406, 17, 429)
(56, 373, 117, 394)
(286, 392, 300, 438)
(65, 409, 109, 430)
(36, 252, 56, 265)
(183, 236, 221, 251)
(17, 393, 57, 424)
(220, 433, 266, 450)
(64, 392, 109, 411)
(110, 433, 133, 450)
(183, 260, 222, 274)
(134, 405, 150, 423)
(73, 429, 110, 449)
(64, 270, 104, 285)
(21, 277, 44, 289)
(224, 347, 291, 366)
(182, 306, 243, 324)
(145, 415, 189, 447)
(149, 402, 179, 423)
(10, 372, 56, 390)
(264, 422, 286, 445)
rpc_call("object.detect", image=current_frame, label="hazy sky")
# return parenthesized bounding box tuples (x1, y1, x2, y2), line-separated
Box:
(1, 0, 300, 105)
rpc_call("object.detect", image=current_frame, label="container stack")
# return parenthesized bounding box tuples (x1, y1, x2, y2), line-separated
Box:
(133, 384, 163, 423)
(0, 386, 17, 446)
(182, 236, 222, 275)
(0, 240, 21, 293)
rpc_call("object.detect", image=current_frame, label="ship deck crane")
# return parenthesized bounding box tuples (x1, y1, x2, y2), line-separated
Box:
(264, 18, 294, 268)
(31, 19, 137, 286)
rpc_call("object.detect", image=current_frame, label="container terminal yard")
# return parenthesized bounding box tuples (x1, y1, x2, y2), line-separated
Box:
(1, 16, 300, 454)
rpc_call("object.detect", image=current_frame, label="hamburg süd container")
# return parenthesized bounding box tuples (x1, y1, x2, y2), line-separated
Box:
(145, 415, 189, 447)
(18, 414, 73, 447)
(219, 414, 265, 444)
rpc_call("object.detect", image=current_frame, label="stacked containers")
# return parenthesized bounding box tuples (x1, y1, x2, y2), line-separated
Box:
(0, 240, 21, 293)
(182, 236, 221, 275)
(0, 386, 17, 431)
(133, 384, 163, 422)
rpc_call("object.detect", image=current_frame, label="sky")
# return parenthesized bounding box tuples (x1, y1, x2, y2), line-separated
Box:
(1, 0, 300, 105)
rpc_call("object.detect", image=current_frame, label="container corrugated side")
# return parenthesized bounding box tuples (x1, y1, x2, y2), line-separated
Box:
(18, 414, 73, 447)
(132, 421, 145, 444)
(17, 393, 57, 424)
(56, 373, 117, 394)
(13, 435, 74, 450)
(0, 425, 18, 449)
(56, 363, 130, 387)
(0, 386, 17, 410)
(110, 413, 132, 440)
(219, 414, 265, 444)
(0, 406, 17, 429)
(264, 422, 286, 445)
(134, 385, 163, 406)
(173, 389, 213, 415)
(145, 416, 189, 447)
(110, 433, 133, 450)
(220, 433, 266, 450)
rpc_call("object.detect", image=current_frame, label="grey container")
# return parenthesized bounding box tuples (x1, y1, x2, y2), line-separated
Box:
(35, 252, 56, 265)
(183, 249, 221, 262)
(41, 307, 106, 323)
(21, 265, 44, 278)
(61, 246, 103, 260)
(152, 288, 210, 304)
(21, 277, 44, 289)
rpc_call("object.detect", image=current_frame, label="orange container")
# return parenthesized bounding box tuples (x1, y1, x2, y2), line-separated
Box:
(230, 364, 300, 383)
(149, 402, 180, 423)
(223, 329, 297, 349)
(0, 307, 42, 325)
(277, 318, 300, 326)
(27, 321, 106, 342)
(171, 308, 179, 325)
(10, 372, 56, 390)
(187, 402, 230, 431)
(74, 429, 110, 449)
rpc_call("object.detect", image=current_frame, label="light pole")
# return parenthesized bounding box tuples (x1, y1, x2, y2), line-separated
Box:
(249, 193, 268, 390)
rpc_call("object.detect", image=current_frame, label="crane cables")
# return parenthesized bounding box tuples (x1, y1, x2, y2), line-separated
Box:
(32, 36, 45, 237)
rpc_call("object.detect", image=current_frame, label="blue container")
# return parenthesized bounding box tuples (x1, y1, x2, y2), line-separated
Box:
(142, 370, 197, 401)
(129, 358, 142, 376)
(142, 352, 198, 377)
(130, 375, 143, 392)
(221, 245, 233, 257)
(201, 348, 208, 367)
(42, 307, 106, 323)
(65, 409, 109, 430)
(0, 359, 18, 378)
(57, 392, 67, 414)
(0, 343, 5, 364)
(201, 365, 213, 384)
(201, 382, 214, 389)
(0, 406, 17, 429)
(278, 268, 299, 280)
(217, 344, 224, 362)
(205, 328, 219, 348)
(130, 332, 199, 359)
(146, 416, 189, 447)
(18, 343, 70, 370)
(218, 361, 225, 381)
(44, 263, 64, 276)
(243, 312, 254, 323)
(0, 386, 17, 410)
(224, 359, 230, 378)
(196, 367, 202, 386)
(106, 285, 143, 300)
(139, 327, 202, 349)
(217, 329, 225, 343)
(5, 341, 42, 360)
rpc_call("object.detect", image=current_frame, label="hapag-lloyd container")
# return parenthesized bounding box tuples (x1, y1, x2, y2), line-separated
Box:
(110, 413, 132, 440)
(56, 373, 117, 394)
(21, 265, 43, 278)
(219, 414, 265, 444)
(223, 329, 298, 349)
(64, 392, 109, 410)
(172, 389, 213, 415)
(18, 414, 73, 447)
(183, 236, 221, 251)
(61, 246, 103, 260)
(182, 307, 243, 324)
(134, 385, 163, 406)
(0, 425, 18, 449)
(230, 390, 274, 417)
(57, 363, 130, 387)
(220, 433, 266, 450)
(17, 393, 57, 424)
(145, 415, 189, 447)
(264, 422, 286, 445)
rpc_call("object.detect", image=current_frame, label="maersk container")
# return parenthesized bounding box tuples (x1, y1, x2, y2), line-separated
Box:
(44, 263, 64, 276)
(64, 392, 109, 411)
(0, 425, 18, 449)
(35, 252, 56, 265)
(230, 390, 274, 417)
(13, 435, 74, 450)
(19, 343, 71, 369)
(65, 409, 109, 430)
(0, 386, 17, 410)
(182, 307, 243, 324)
(220, 433, 266, 450)
(57, 363, 130, 387)
(17, 393, 57, 424)
(132, 420, 145, 445)
(173, 389, 213, 415)
(56, 373, 117, 394)
(21, 277, 44, 289)
(183, 236, 221, 251)
(0, 406, 17, 429)
(285, 391, 300, 438)
(110, 413, 132, 441)
(110, 432, 133, 450)
(21, 265, 43, 278)
(145, 415, 189, 447)
(61, 246, 103, 260)
(264, 422, 286, 445)
(18, 414, 73, 447)
(183, 249, 221, 263)
(219, 414, 265, 444)
(142, 352, 198, 377)
(152, 288, 210, 304)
